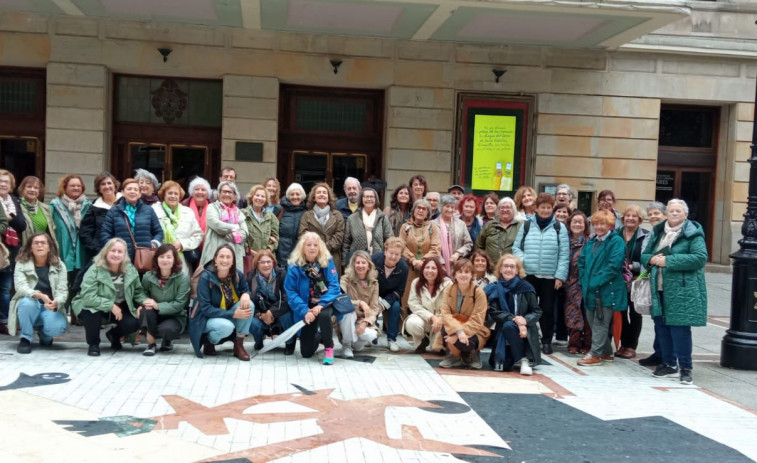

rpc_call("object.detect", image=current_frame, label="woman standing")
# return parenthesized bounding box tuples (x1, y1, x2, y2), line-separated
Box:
(638, 201, 667, 367)
(298, 183, 345, 273)
(264, 177, 283, 217)
(404, 256, 452, 353)
(476, 197, 522, 267)
(553, 203, 572, 225)
(458, 194, 482, 245)
(514, 186, 537, 222)
(339, 251, 381, 358)
(641, 199, 707, 385)
(50, 174, 89, 307)
(9, 233, 68, 354)
(100, 178, 163, 263)
(247, 249, 295, 354)
(409, 175, 428, 203)
(513, 193, 569, 355)
(277, 183, 307, 264)
(399, 199, 441, 309)
(564, 211, 592, 355)
(439, 259, 490, 369)
(591, 189, 623, 230)
(432, 195, 473, 275)
(471, 250, 496, 288)
(152, 181, 203, 277)
(80, 172, 121, 261)
(17, 176, 57, 247)
(479, 192, 499, 224)
(242, 184, 279, 261)
(385, 184, 412, 237)
(72, 238, 147, 356)
(485, 254, 541, 374)
(181, 177, 212, 272)
(615, 205, 650, 359)
(284, 232, 341, 364)
(139, 244, 190, 356)
(190, 244, 253, 360)
(577, 210, 628, 366)
(342, 188, 393, 264)
(134, 168, 160, 206)
(199, 181, 248, 273)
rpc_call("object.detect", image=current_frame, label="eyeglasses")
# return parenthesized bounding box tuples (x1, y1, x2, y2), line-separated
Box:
(501, 264, 517, 269)
(32, 241, 49, 246)
(220, 190, 235, 195)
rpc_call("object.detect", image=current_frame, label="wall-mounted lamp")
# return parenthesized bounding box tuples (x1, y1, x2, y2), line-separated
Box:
(492, 68, 506, 83)
(158, 48, 173, 63)
(330, 59, 343, 74)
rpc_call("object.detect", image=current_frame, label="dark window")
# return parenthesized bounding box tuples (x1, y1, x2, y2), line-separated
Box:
(0, 78, 37, 115)
(659, 107, 717, 149)
(295, 99, 368, 133)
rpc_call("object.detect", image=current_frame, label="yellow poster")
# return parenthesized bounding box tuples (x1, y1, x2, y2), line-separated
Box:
(471, 115, 516, 191)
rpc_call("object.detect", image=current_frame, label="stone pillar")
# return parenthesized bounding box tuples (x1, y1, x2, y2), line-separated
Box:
(221, 75, 279, 196)
(45, 62, 110, 199)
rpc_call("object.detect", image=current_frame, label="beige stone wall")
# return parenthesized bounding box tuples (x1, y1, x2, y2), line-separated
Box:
(723, 103, 753, 258)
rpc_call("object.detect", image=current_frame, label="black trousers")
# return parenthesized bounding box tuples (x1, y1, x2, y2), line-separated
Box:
(441, 328, 480, 354)
(526, 275, 556, 344)
(554, 287, 567, 341)
(139, 309, 182, 342)
(299, 307, 334, 358)
(78, 302, 139, 346)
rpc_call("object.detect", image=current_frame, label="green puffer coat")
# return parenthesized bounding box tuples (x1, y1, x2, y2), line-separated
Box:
(141, 270, 190, 333)
(640, 219, 708, 326)
(578, 230, 628, 311)
(72, 263, 146, 316)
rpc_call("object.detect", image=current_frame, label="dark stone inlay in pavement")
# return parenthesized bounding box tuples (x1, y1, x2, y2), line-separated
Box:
(0, 372, 70, 391)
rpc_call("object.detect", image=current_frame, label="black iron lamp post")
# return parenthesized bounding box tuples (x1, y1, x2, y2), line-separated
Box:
(722, 64, 757, 370)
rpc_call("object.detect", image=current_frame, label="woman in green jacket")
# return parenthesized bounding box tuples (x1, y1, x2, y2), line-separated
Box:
(577, 210, 628, 366)
(72, 237, 147, 356)
(641, 199, 707, 386)
(242, 184, 279, 265)
(139, 244, 190, 356)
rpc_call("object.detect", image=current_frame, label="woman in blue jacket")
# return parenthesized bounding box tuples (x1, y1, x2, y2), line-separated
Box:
(512, 193, 569, 355)
(100, 178, 163, 262)
(284, 232, 340, 365)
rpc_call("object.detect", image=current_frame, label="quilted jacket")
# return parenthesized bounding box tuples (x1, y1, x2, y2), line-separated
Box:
(513, 217, 569, 281)
(342, 208, 393, 263)
(100, 198, 163, 261)
(578, 230, 628, 312)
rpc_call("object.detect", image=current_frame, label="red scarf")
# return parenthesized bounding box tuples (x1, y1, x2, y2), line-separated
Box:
(189, 198, 208, 248)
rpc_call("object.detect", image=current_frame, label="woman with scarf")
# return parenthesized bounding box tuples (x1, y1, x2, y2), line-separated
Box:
(577, 210, 628, 367)
(458, 194, 482, 245)
(641, 199, 707, 385)
(432, 195, 472, 276)
(485, 254, 541, 374)
(339, 251, 381, 358)
(399, 199, 441, 310)
(404, 256, 452, 354)
(615, 205, 650, 359)
(0, 169, 17, 334)
(49, 174, 89, 319)
(247, 249, 294, 354)
(152, 181, 203, 277)
(80, 172, 121, 262)
(18, 176, 57, 247)
(277, 183, 307, 264)
(342, 188, 393, 265)
(181, 177, 212, 272)
(100, 178, 163, 264)
(564, 211, 592, 355)
(471, 250, 496, 288)
(284, 232, 341, 365)
(298, 183, 345, 273)
(385, 184, 412, 237)
(190, 244, 253, 360)
(134, 168, 160, 206)
(513, 193, 569, 355)
(242, 184, 279, 263)
(438, 258, 490, 369)
(199, 181, 248, 273)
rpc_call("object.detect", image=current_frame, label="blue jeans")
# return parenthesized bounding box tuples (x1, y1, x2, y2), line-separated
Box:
(249, 311, 295, 346)
(0, 268, 12, 323)
(385, 300, 401, 341)
(17, 297, 68, 343)
(492, 321, 526, 371)
(653, 315, 693, 370)
(203, 303, 252, 344)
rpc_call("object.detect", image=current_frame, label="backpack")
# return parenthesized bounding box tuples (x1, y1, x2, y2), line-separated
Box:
(520, 220, 561, 251)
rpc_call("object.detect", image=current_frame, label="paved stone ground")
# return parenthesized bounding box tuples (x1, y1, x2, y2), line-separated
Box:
(1, 271, 756, 463)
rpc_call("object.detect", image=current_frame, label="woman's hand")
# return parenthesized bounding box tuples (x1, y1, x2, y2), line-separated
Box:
(457, 331, 469, 345)
(359, 301, 370, 313)
(269, 236, 277, 244)
(44, 299, 58, 311)
(233, 306, 253, 319)
(239, 293, 252, 311)
(173, 241, 183, 252)
(111, 304, 123, 321)
(261, 310, 274, 325)
(445, 333, 458, 345)
(650, 255, 667, 268)
(430, 315, 443, 333)
(512, 315, 526, 326)
(518, 324, 528, 339)
(450, 252, 460, 264)
(554, 279, 564, 290)
(143, 298, 158, 310)
(356, 320, 368, 335)
(413, 259, 423, 270)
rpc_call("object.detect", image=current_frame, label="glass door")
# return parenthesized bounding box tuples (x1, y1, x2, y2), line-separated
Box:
(0, 137, 40, 181)
(290, 150, 369, 195)
(656, 166, 713, 257)
(128, 142, 208, 190)
(170, 146, 207, 188)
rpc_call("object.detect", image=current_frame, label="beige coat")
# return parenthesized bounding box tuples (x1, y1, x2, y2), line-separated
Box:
(431, 216, 473, 263)
(406, 277, 452, 349)
(439, 283, 491, 350)
(298, 209, 345, 272)
(398, 221, 441, 308)
(340, 274, 381, 332)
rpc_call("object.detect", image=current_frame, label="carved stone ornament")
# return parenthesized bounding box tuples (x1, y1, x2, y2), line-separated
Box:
(151, 79, 187, 124)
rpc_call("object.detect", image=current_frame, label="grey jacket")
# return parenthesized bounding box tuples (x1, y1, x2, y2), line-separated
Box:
(342, 208, 393, 263)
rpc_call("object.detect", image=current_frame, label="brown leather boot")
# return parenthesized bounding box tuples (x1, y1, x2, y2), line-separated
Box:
(233, 338, 250, 361)
(202, 334, 217, 356)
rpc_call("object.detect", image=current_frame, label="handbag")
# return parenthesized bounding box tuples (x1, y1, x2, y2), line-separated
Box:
(328, 293, 356, 315)
(123, 216, 155, 272)
(630, 270, 652, 315)
(0, 241, 9, 270)
(3, 228, 18, 247)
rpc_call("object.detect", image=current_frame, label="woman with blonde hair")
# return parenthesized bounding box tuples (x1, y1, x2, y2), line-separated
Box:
(152, 181, 203, 277)
(399, 199, 441, 310)
(339, 250, 381, 358)
(285, 232, 341, 364)
(264, 177, 283, 217)
(17, 176, 57, 247)
(514, 186, 537, 222)
(242, 184, 279, 262)
(298, 183, 345, 273)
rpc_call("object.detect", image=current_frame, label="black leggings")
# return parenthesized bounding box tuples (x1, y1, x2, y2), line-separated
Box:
(526, 275, 556, 344)
(78, 302, 139, 346)
(139, 309, 182, 342)
(299, 307, 334, 358)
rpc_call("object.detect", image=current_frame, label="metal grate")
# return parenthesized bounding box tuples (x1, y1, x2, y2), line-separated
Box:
(0, 78, 37, 114)
(295, 99, 367, 133)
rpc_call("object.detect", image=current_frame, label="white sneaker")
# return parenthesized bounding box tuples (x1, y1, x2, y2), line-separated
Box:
(520, 361, 533, 376)
(388, 340, 400, 352)
(342, 346, 354, 358)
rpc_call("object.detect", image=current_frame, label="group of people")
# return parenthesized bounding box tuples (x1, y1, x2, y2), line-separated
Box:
(0, 168, 707, 383)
